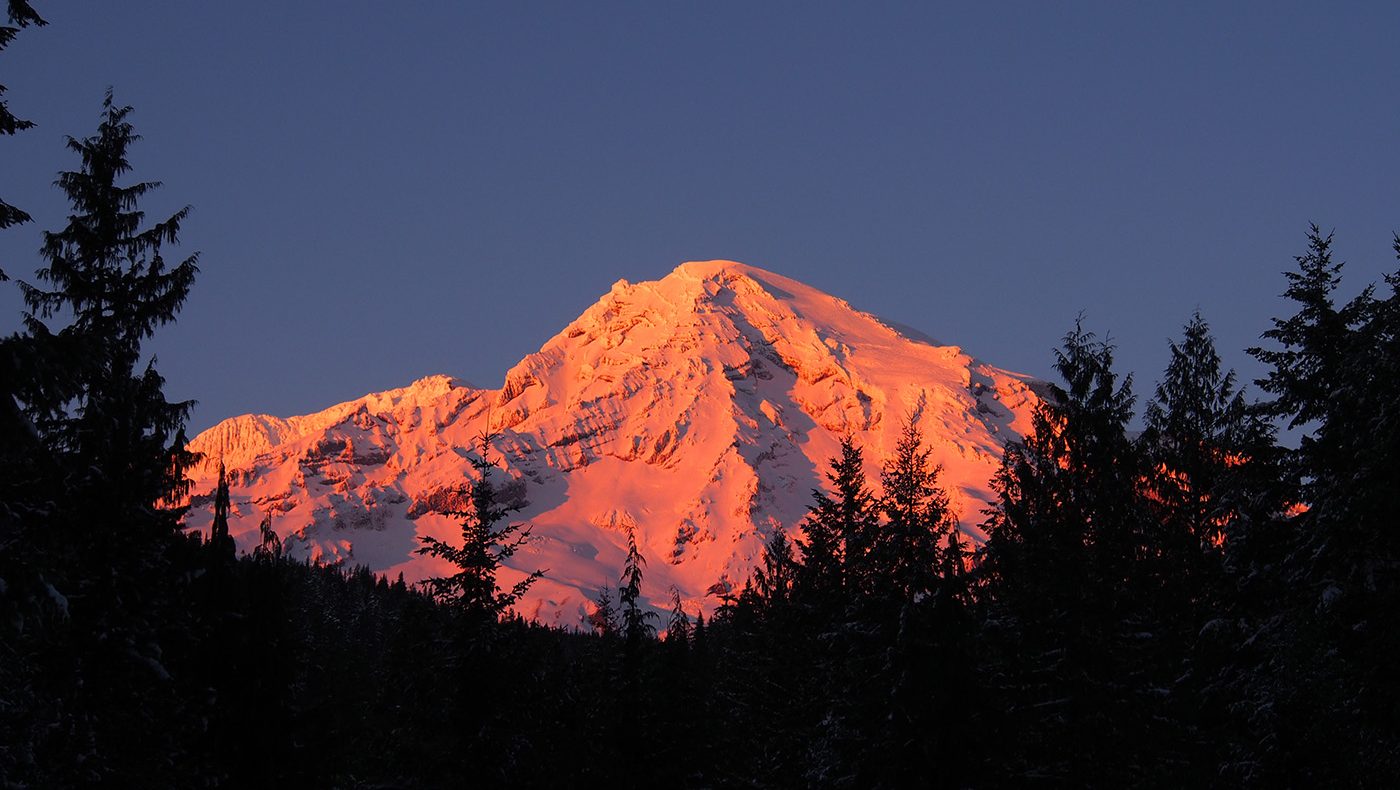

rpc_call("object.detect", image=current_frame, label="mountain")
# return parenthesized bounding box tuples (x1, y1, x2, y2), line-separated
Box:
(185, 261, 1043, 626)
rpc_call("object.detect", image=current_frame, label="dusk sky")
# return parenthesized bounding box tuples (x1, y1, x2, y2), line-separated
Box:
(3, 2, 1398, 434)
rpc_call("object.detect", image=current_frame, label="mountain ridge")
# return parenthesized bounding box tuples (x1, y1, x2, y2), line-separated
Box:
(185, 260, 1042, 625)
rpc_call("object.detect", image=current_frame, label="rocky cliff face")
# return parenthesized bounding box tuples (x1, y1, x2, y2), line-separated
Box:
(185, 261, 1041, 626)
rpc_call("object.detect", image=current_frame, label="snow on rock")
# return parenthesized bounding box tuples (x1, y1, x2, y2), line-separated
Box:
(185, 261, 1042, 626)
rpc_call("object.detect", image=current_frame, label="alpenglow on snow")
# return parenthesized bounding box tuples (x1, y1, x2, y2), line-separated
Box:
(185, 261, 1043, 625)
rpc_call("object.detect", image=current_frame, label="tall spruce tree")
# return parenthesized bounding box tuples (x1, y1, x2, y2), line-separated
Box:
(796, 434, 877, 611)
(20, 92, 200, 533)
(977, 320, 1153, 783)
(618, 525, 656, 649)
(875, 419, 953, 604)
(1142, 312, 1282, 597)
(1226, 229, 1400, 783)
(416, 432, 543, 619)
(0, 92, 204, 786)
(0, 0, 46, 278)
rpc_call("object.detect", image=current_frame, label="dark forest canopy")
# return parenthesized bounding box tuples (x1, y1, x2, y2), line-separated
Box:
(1, 19, 1398, 786)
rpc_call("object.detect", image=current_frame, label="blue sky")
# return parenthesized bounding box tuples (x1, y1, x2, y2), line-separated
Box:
(3, 2, 1398, 433)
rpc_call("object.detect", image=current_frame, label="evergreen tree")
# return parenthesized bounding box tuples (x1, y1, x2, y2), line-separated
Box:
(416, 431, 543, 619)
(0, 0, 46, 277)
(977, 320, 1153, 783)
(618, 525, 656, 649)
(588, 582, 620, 638)
(664, 587, 690, 648)
(1224, 229, 1400, 783)
(208, 461, 236, 559)
(796, 434, 877, 610)
(252, 510, 283, 561)
(0, 92, 204, 786)
(752, 525, 797, 613)
(1142, 312, 1284, 595)
(875, 419, 953, 604)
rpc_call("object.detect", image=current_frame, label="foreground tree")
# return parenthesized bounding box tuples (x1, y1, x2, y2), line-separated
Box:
(0, 0, 46, 277)
(1, 91, 203, 785)
(416, 431, 543, 620)
(977, 321, 1163, 783)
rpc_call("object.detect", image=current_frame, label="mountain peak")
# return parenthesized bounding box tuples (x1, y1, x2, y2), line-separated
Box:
(185, 261, 1043, 626)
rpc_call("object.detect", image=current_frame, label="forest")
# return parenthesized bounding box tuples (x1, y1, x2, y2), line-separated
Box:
(3, 4, 1399, 787)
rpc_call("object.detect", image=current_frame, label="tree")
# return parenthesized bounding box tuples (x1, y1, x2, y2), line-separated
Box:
(416, 431, 543, 620)
(252, 510, 283, 561)
(1142, 312, 1284, 596)
(664, 587, 690, 648)
(208, 461, 236, 559)
(875, 419, 954, 604)
(0, 91, 205, 786)
(0, 0, 46, 277)
(618, 525, 656, 649)
(976, 320, 1154, 784)
(19, 91, 200, 530)
(752, 525, 797, 612)
(796, 434, 877, 610)
(588, 583, 620, 638)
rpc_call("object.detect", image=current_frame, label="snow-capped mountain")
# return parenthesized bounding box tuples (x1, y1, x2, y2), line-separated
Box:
(185, 261, 1042, 626)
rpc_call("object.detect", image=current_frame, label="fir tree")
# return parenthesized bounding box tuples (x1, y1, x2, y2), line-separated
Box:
(252, 510, 283, 561)
(618, 525, 656, 649)
(0, 0, 46, 278)
(752, 525, 797, 612)
(589, 582, 620, 638)
(664, 587, 691, 648)
(1249, 224, 1369, 433)
(208, 460, 236, 559)
(19, 91, 200, 534)
(875, 419, 953, 604)
(796, 434, 877, 610)
(977, 320, 1152, 783)
(416, 432, 544, 620)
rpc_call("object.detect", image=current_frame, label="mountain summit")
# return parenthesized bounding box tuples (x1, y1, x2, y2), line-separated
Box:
(186, 261, 1042, 624)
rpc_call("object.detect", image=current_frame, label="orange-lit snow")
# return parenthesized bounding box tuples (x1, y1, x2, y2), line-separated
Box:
(185, 261, 1042, 626)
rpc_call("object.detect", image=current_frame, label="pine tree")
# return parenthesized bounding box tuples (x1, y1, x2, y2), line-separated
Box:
(208, 461, 236, 559)
(618, 525, 656, 649)
(875, 419, 953, 604)
(752, 525, 797, 613)
(0, 92, 205, 785)
(588, 582, 620, 638)
(977, 320, 1150, 783)
(1141, 312, 1283, 595)
(1249, 225, 1368, 433)
(0, 0, 46, 278)
(20, 92, 200, 531)
(796, 434, 877, 610)
(664, 587, 690, 648)
(252, 510, 283, 561)
(416, 432, 543, 620)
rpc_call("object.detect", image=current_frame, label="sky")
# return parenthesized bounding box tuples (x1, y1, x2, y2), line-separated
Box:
(3, 2, 1398, 435)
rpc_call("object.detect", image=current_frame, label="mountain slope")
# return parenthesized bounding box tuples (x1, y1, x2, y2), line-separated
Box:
(185, 261, 1041, 626)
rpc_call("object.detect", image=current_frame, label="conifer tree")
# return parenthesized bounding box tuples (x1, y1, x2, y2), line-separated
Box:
(796, 434, 877, 609)
(977, 320, 1150, 783)
(875, 419, 953, 604)
(0, 0, 46, 277)
(252, 510, 283, 561)
(19, 91, 200, 540)
(416, 432, 543, 619)
(618, 525, 656, 649)
(208, 461, 236, 559)
(588, 583, 620, 638)
(664, 587, 690, 649)
(752, 525, 797, 612)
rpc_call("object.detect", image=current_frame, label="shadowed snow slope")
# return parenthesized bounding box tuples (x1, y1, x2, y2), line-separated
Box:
(186, 261, 1041, 626)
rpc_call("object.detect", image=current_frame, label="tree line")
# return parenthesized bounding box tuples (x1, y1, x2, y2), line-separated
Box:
(2, 15, 1398, 785)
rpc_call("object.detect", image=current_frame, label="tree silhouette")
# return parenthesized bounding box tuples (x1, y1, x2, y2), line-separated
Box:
(416, 432, 543, 619)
